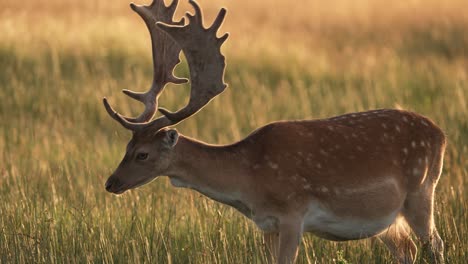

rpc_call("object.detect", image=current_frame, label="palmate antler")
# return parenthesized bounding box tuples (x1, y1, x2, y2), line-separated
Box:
(104, 0, 187, 124)
(104, 0, 228, 132)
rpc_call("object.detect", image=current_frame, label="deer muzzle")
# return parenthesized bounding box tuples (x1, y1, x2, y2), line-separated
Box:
(105, 175, 127, 194)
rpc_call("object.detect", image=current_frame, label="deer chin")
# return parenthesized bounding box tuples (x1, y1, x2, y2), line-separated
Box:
(106, 183, 129, 195)
(124, 177, 158, 192)
(107, 177, 156, 195)
(112, 188, 128, 195)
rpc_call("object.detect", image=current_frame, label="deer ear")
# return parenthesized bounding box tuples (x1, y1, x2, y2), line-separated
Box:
(164, 129, 179, 148)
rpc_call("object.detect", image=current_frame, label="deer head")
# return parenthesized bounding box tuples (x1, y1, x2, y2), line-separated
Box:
(104, 0, 228, 194)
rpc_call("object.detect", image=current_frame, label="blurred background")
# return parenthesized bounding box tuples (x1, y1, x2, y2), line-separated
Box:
(0, 0, 467, 263)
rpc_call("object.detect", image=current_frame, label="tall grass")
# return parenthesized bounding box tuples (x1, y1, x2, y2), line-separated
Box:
(0, 0, 467, 263)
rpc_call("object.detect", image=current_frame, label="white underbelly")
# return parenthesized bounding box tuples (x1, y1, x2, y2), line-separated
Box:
(303, 201, 399, 241)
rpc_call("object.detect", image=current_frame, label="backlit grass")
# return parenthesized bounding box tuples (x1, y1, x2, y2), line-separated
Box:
(0, 0, 467, 263)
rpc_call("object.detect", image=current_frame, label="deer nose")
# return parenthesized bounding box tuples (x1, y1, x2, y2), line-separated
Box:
(105, 176, 119, 192)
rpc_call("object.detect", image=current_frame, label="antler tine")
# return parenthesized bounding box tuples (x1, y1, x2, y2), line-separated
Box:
(165, 0, 179, 14)
(103, 98, 144, 130)
(185, 0, 203, 26)
(103, 0, 188, 128)
(209, 7, 227, 34)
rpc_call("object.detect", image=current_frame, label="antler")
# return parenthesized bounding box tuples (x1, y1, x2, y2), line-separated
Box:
(105, 0, 229, 132)
(103, 0, 187, 124)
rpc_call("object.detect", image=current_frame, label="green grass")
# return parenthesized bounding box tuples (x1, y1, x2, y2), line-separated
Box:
(1, 0, 467, 263)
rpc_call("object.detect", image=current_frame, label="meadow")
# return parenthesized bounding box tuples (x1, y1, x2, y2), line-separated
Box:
(0, 0, 467, 263)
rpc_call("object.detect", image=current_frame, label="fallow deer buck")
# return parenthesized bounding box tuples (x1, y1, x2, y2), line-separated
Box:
(103, 0, 446, 263)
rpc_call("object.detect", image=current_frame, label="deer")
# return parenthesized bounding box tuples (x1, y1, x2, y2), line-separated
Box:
(103, 0, 446, 263)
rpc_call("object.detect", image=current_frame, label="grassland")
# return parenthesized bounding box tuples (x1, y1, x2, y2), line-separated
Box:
(0, 0, 467, 263)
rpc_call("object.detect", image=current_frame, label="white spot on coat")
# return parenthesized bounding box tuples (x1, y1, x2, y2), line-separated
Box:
(287, 192, 296, 200)
(269, 162, 278, 169)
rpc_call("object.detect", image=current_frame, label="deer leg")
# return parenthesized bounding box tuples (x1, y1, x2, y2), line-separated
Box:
(404, 146, 445, 264)
(264, 232, 279, 263)
(277, 219, 303, 264)
(403, 187, 444, 264)
(378, 219, 417, 264)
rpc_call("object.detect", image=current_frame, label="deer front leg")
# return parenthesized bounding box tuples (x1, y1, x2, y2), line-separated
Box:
(277, 219, 303, 264)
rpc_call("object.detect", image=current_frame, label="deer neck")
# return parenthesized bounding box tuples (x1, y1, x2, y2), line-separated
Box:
(166, 135, 250, 209)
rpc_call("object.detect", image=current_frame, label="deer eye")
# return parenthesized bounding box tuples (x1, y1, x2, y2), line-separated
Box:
(136, 153, 149, 161)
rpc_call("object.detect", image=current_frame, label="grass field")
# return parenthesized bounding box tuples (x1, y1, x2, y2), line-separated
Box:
(0, 0, 467, 263)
